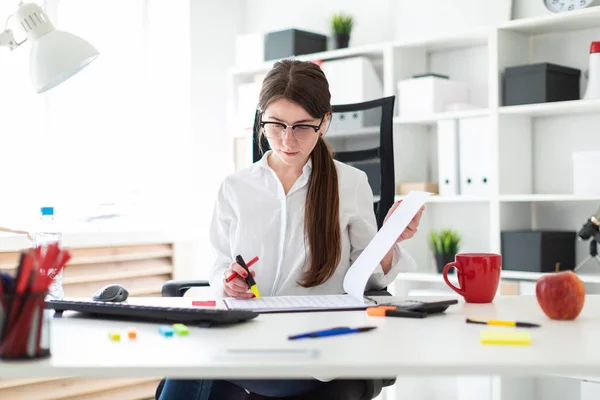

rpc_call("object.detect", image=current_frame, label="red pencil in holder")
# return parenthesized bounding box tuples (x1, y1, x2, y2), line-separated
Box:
(0, 243, 71, 360)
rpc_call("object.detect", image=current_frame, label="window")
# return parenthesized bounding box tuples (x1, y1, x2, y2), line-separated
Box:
(0, 0, 193, 228)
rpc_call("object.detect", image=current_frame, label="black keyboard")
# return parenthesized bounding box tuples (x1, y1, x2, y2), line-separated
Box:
(45, 299, 259, 327)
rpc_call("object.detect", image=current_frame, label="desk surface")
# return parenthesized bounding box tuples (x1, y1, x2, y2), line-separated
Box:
(2, 295, 600, 379)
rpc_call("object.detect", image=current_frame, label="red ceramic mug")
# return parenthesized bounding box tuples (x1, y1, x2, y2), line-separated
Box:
(442, 253, 502, 303)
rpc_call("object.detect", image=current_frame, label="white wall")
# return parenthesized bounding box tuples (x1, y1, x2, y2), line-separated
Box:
(188, 0, 246, 279)
(243, 0, 396, 47)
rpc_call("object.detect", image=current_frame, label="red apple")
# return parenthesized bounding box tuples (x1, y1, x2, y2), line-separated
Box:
(536, 271, 585, 320)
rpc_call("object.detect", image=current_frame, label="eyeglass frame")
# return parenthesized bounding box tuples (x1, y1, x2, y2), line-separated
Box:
(259, 114, 326, 142)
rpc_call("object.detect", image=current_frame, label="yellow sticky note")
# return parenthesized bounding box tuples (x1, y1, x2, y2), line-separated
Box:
(480, 330, 531, 345)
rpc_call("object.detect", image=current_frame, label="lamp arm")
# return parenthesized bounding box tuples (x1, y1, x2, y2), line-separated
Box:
(1, 13, 27, 50)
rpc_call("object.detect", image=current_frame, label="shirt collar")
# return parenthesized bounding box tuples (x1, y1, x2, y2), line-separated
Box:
(254, 150, 312, 175)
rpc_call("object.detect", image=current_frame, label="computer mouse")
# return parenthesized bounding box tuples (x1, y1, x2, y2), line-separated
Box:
(92, 284, 129, 302)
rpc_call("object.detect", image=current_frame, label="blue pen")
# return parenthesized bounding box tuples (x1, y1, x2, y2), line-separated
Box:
(288, 326, 377, 340)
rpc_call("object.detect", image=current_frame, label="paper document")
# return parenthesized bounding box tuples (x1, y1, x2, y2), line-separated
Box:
(342, 191, 431, 300)
(223, 294, 370, 313)
(224, 191, 431, 312)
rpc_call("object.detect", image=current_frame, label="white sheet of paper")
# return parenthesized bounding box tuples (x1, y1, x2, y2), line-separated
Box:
(342, 191, 432, 301)
(223, 294, 369, 313)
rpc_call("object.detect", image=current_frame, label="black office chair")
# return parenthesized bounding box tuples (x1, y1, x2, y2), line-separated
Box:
(155, 96, 398, 400)
(253, 96, 396, 229)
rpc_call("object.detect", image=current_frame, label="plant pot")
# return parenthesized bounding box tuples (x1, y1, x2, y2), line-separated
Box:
(435, 253, 456, 274)
(334, 33, 350, 49)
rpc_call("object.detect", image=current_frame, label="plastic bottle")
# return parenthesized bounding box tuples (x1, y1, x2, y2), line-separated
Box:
(584, 41, 600, 99)
(33, 207, 64, 300)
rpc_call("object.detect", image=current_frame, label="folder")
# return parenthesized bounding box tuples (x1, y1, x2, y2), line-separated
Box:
(437, 119, 460, 196)
(458, 116, 490, 196)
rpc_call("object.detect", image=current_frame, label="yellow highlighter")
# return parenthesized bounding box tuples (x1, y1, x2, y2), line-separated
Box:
(236, 255, 261, 298)
(480, 330, 531, 346)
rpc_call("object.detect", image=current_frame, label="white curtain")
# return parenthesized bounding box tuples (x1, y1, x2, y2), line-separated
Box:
(0, 0, 193, 229)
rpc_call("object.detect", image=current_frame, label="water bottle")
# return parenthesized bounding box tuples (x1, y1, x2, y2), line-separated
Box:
(32, 207, 64, 300)
(584, 41, 600, 99)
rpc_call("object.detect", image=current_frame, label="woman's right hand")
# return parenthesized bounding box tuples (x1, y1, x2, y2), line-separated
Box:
(223, 262, 257, 299)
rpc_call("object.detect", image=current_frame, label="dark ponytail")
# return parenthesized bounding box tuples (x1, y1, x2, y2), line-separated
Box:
(258, 59, 341, 287)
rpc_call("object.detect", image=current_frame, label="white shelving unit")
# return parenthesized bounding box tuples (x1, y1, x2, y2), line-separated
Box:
(227, 6, 600, 284)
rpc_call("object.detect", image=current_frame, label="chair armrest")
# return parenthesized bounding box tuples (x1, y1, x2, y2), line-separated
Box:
(161, 280, 210, 297)
(364, 289, 392, 297)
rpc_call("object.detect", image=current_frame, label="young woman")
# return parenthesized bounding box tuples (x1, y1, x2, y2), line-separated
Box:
(159, 59, 424, 400)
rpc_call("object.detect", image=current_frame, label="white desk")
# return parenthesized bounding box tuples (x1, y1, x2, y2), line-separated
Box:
(2, 295, 600, 379)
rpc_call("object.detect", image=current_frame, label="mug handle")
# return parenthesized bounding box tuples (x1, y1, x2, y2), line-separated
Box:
(443, 262, 466, 297)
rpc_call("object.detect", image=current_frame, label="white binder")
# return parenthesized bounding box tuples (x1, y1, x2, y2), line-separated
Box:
(458, 116, 490, 196)
(437, 119, 460, 196)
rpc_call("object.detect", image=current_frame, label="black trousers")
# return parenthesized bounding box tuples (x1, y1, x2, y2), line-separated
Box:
(157, 378, 370, 400)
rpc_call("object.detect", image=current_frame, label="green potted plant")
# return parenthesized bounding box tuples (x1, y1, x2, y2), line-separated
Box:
(428, 229, 461, 274)
(331, 13, 354, 49)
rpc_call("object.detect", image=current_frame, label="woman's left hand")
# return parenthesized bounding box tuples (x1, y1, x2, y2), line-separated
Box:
(384, 201, 425, 243)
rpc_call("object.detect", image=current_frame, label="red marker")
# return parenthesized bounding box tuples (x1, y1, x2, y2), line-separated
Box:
(226, 256, 258, 283)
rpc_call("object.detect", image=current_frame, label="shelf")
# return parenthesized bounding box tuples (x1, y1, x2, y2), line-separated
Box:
(498, 99, 600, 117)
(396, 271, 600, 284)
(391, 29, 489, 52)
(393, 194, 490, 204)
(499, 6, 600, 35)
(393, 108, 489, 126)
(499, 194, 600, 202)
(229, 42, 389, 77)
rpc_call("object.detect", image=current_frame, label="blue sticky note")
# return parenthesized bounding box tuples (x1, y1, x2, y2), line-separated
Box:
(159, 325, 173, 337)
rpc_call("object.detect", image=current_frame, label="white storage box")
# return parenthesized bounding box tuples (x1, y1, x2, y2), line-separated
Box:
(398, 75, 468, 116)
(319, 57, 383, 135)
(573, 151, 600, 195)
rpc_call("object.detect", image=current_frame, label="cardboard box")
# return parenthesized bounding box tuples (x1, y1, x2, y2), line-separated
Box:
(396, 182, 439, 195)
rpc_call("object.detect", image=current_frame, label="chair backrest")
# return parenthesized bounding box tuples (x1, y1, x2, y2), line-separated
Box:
(252, 95, 396, 230)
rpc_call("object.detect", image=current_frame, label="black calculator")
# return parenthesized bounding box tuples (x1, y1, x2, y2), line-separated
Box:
(379, 299, 459, 317)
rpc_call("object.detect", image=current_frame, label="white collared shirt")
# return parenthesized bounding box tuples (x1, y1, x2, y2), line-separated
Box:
(208, 151, 416, 297)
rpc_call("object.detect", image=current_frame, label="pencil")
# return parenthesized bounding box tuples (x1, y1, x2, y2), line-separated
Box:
(466, 318, 540, 328)
(226, 256, 259, 283)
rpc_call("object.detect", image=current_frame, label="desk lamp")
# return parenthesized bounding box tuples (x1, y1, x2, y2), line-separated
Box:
(0, 1, 98, 234)
(574, 205, 600, 272)
(0, 1, 99, 93)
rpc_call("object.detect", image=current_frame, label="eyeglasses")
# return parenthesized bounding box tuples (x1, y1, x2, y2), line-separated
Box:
(260, 115, 325, 142)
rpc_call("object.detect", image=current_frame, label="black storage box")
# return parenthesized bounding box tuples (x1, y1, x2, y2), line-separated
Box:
(501, 230, 577, 273)
(503, 62, 581, 106)
(264, 29, 327, 61)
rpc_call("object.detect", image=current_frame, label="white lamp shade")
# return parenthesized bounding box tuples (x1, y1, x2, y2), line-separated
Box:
(30, 30, 99, 94)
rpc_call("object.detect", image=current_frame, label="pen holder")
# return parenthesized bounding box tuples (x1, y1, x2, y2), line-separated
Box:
(0, 292, 51, 360)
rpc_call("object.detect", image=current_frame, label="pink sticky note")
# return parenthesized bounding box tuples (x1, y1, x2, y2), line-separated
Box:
(192, 300, 216, 307)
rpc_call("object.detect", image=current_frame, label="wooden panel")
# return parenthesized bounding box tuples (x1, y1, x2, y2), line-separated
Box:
(0, 378, 159, 400)
(0, 378, 63, 390)
(62, 258, 173, 285)
(64, 379, 160, 400)
(0, 252, 20, 271)
(67, 244, 173, 266)
(64, 274, 171, 298)
(0, 244, 173, 271)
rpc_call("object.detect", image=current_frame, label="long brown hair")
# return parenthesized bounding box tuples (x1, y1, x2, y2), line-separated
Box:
(257, 59, 341, 288)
